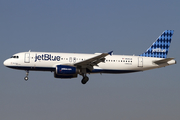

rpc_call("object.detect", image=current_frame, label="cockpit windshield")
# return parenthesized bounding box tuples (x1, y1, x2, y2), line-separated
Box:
(11, 56, 19, 59)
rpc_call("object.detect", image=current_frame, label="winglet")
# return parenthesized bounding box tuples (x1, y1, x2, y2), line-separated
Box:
(108, 51, 113, 56)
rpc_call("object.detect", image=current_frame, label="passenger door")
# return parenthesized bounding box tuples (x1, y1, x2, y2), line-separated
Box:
(138, 57, 143, 67)
(24, 53, 30, 63)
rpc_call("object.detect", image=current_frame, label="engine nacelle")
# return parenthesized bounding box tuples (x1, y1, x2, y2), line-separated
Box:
(54, 73, 77, 78)
(54, 65, 78, 79)
(56, 65, 77, 74)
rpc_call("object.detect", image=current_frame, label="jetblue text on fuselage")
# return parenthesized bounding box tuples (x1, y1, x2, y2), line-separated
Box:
(35, 54, 60, 62)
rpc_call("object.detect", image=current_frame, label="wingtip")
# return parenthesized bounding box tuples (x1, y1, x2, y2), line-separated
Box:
(108, 51, 113, 55)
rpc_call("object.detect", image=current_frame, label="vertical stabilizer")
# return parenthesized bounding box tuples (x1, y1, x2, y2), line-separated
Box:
(139, 30, 174, 58)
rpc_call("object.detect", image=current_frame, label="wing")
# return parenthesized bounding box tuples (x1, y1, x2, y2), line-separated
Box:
(74, 51, 113, 71)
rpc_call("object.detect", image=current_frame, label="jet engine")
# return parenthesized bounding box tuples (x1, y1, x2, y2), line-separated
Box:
(54, 65, 78, 78)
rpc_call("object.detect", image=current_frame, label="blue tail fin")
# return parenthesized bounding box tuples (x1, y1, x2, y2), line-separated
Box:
(139, 30, 174, 58)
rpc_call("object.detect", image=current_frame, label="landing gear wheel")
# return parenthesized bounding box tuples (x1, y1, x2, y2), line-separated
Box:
(24, 70, 29, 81)
(81, 76, 89, 84)
(24, 76, 28, 81)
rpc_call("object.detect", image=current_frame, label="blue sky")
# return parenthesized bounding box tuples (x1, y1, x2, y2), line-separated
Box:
(0, 0, 180, 120)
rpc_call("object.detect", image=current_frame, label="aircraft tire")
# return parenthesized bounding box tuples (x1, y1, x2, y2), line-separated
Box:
(24, 76, 28, 81)
(81, 76, 89, 84)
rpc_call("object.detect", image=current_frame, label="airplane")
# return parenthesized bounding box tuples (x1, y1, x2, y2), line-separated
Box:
(3, 30, 176, 84)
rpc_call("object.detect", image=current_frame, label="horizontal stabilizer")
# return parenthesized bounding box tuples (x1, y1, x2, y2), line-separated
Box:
(153, 58, 174, 64)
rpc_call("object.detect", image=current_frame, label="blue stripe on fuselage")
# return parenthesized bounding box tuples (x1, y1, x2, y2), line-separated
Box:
(5, 66, 140, 73)
(90, 69, 140, 73)
(6, 66, 55, 71)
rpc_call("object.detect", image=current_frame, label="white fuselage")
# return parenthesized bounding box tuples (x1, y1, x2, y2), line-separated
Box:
(3, 30, 176, 84)
(3, 51, 176, 74)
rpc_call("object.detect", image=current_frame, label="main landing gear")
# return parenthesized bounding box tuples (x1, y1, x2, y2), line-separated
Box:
(81, 74, 89, 84)
(80, 68, 89, 84)
(24, 70, 29, 81)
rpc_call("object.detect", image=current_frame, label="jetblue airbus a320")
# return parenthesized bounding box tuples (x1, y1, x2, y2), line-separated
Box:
(3, 30, 176, 84)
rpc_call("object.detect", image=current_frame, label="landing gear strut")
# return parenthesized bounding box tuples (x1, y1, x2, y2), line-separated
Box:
(81, 75, 89, 84)
(80, 68, 89, 84)
(24, 70, 29, 81)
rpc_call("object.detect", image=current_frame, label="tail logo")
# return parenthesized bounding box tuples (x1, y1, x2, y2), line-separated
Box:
(139, 30, 174, 58)
(152, 48, 166, 53)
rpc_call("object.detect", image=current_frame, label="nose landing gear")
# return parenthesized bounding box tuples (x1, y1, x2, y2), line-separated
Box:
(24, 70, 29, 81)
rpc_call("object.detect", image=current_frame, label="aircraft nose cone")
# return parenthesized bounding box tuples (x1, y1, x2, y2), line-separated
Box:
(3, 59, 9, 66)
